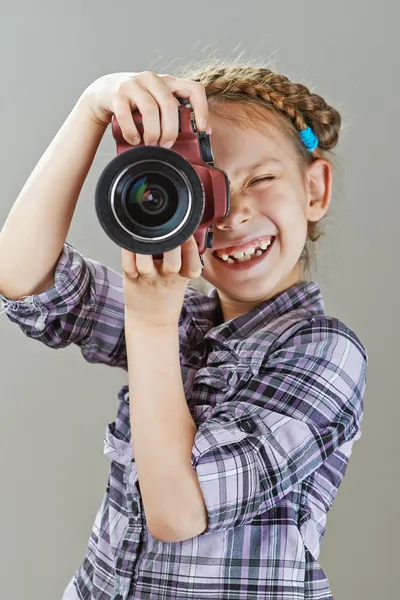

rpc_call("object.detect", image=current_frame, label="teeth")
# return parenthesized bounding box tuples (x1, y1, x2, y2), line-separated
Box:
(233, 250, 264, 263)
(216, 237, 274, 262)
(260, 241, 271, 250)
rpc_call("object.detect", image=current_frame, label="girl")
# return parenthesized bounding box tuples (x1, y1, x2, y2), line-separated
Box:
(0, 64, 367, 600)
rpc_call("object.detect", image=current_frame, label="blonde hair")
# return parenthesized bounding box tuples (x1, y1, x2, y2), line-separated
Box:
(179, 60, 342, 277)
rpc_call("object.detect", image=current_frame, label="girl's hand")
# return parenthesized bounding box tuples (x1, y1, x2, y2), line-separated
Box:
(122, 235, 203, 328)
(81, 71, 211, 147)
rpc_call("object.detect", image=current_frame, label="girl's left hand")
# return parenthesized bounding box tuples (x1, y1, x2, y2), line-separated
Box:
(121, 235, 203, 328)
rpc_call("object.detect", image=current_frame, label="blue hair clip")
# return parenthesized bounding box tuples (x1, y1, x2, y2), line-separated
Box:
(299, 126, 318, 152)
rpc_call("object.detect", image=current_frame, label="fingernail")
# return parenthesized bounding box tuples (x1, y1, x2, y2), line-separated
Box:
(132, 136, 141, 145)
(162, 141, 174, 149)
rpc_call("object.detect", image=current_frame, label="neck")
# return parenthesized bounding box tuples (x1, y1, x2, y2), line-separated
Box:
(216, 264, 303, 323)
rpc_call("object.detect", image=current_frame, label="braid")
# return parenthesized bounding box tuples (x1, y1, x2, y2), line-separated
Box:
(184, 65, 341, 152)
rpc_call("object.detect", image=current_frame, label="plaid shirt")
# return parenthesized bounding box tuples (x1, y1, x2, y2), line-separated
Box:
(1, 243, 367, 600)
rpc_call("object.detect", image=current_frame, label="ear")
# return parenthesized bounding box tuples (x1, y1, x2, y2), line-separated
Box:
(304, 158, 333, 222)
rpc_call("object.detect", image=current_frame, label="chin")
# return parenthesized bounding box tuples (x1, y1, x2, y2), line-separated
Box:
(202, 253, 303, 303)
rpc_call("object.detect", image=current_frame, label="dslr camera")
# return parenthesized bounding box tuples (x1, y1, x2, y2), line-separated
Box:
(95, 100, 230, 261)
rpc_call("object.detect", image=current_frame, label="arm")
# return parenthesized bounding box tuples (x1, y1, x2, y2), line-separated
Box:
(1, 243, 127, 368)
(119, 309, 366, 542)
(0, 69, 211, 301)
(0, 94, 108, 301)
(125, 318, 208, 542)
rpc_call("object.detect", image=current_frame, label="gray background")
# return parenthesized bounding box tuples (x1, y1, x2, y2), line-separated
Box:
(0, 1, 398, 598)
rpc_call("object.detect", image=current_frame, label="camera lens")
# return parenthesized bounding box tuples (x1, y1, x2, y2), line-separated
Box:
(112, 161, 190, 239)
(138, 186, 165, 214)
(123, 173, 178, 227)
(95, 147, 205, 255)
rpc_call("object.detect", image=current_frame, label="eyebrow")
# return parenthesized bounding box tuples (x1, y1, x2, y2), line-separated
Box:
(232, 158, 284, 177)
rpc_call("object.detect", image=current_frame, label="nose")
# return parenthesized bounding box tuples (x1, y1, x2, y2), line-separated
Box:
(214, 190, 252, 231)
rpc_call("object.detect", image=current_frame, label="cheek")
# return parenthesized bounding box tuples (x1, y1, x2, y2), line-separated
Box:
(263, 190, 307, 224)
(265, 191, 309, 245)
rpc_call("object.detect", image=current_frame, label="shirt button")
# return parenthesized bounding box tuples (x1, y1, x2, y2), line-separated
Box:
(239, 418, 256, 433)
(132, 501, 139, 516)
(114, 595, 123, 600)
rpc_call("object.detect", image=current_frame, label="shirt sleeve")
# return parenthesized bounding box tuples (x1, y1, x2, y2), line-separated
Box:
(191, 316, 367, 535)
(0, 242, 127, 368)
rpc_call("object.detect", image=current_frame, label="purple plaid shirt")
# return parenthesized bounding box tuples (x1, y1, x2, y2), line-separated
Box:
(1, 243, 367, 600)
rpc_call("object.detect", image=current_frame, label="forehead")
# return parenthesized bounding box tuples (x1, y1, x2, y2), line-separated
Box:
(209, 104, 298, 174)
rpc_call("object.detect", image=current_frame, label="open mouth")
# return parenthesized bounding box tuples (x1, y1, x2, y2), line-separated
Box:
(212, 236, 276, 266)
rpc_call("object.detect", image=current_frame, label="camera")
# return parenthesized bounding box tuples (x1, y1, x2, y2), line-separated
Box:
(95, 99, 230, 260)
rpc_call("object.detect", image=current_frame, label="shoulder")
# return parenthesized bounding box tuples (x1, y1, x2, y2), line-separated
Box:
(265, 314, 368, 394)
(275, 312, 366, 349)
(278, 314, 367, 362)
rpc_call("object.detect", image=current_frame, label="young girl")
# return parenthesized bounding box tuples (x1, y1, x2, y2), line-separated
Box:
(0, 64, 367, 600)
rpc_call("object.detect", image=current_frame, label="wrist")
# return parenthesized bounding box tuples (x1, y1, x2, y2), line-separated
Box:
(76, 89, 111, 129)
(125, 312, 179, 333)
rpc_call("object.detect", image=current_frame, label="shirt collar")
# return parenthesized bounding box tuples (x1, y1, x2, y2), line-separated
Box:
(184, 280, 325, 342)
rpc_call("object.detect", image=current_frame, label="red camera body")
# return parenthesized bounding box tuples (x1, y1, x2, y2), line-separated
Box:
(95, 102, 230, 258)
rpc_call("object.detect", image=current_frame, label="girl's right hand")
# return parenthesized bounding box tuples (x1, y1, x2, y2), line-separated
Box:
(82, 71, 211, 149)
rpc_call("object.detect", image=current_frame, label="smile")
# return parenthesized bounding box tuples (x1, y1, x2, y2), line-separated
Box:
(212, 236, 276, 270)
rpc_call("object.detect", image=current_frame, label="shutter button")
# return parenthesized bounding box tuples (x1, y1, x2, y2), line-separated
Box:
(239, 418, 256, 433)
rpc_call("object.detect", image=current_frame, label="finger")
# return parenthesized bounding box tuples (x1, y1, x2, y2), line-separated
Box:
(121, 249, 139, 279)
(123, 78, 161, 146)
(112, 96, 142, 146)
(161, 246, 182, 275)
(134, 253, 158, 277)
(180, 236, 203, 279)
(161, 76, 210, 133)
(141, 76, 180, 148)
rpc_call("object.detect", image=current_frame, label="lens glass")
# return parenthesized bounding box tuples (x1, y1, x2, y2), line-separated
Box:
(123, 172, 179, 228)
